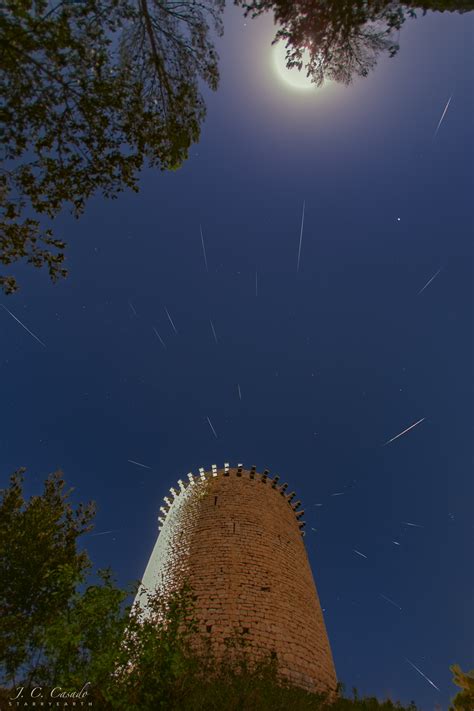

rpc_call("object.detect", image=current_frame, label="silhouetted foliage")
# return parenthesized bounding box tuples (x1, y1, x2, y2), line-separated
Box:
(0, 468, 95, 683)
(0, 467, 202, 707)
(1, 0, 223, 293)
(235, 1, 474, 87)
(449, 664, 474, 711)
(157, 639, 420, 711)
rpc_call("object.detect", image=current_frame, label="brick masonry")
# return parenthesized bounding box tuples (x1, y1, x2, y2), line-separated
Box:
(138, 466, 338, 694)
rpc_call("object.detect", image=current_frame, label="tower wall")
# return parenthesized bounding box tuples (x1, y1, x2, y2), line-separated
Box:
(138, 466, 337, 694)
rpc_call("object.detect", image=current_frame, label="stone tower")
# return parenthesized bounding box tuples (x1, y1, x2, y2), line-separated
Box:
(137, 464, 337, 694)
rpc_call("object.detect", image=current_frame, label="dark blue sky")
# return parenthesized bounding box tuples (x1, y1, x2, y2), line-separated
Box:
(1, 5, 473, 709)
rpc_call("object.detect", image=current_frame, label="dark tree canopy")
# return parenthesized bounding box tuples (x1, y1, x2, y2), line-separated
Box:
(235, 1, 474, 87)
(0, 0, 223, 294)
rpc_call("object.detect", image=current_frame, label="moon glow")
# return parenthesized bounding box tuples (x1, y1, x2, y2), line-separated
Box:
(272, 43, 315, 91)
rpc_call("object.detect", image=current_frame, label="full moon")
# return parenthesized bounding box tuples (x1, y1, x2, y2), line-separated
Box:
(272, 43, 315, 91)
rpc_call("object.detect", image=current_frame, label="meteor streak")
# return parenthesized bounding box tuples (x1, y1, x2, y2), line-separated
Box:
(210, 319, 218, 344)
(165, 307, 178, 334)
(237, 384, 242, 400)
(434, 95, 452, 138)
(405, 658, 440, 691)
(127, 459, 152, 469)
(199, 225, 208, 272)
(383, 417, 425, 446)
(353, 549, 368, 559)
(296, 200, 305, 273)
(1, 303, 46, 348)
(206, 416, 218, 439)
(380, 593, 402, 610)
(153, 327, 166, 349)
(417, 268, 442, 295)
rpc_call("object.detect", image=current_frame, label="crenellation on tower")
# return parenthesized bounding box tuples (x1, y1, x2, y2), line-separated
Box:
(152, 465, 308, 534)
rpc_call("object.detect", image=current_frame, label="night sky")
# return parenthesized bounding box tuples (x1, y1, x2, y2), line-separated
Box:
(1, 5, 473, 709)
